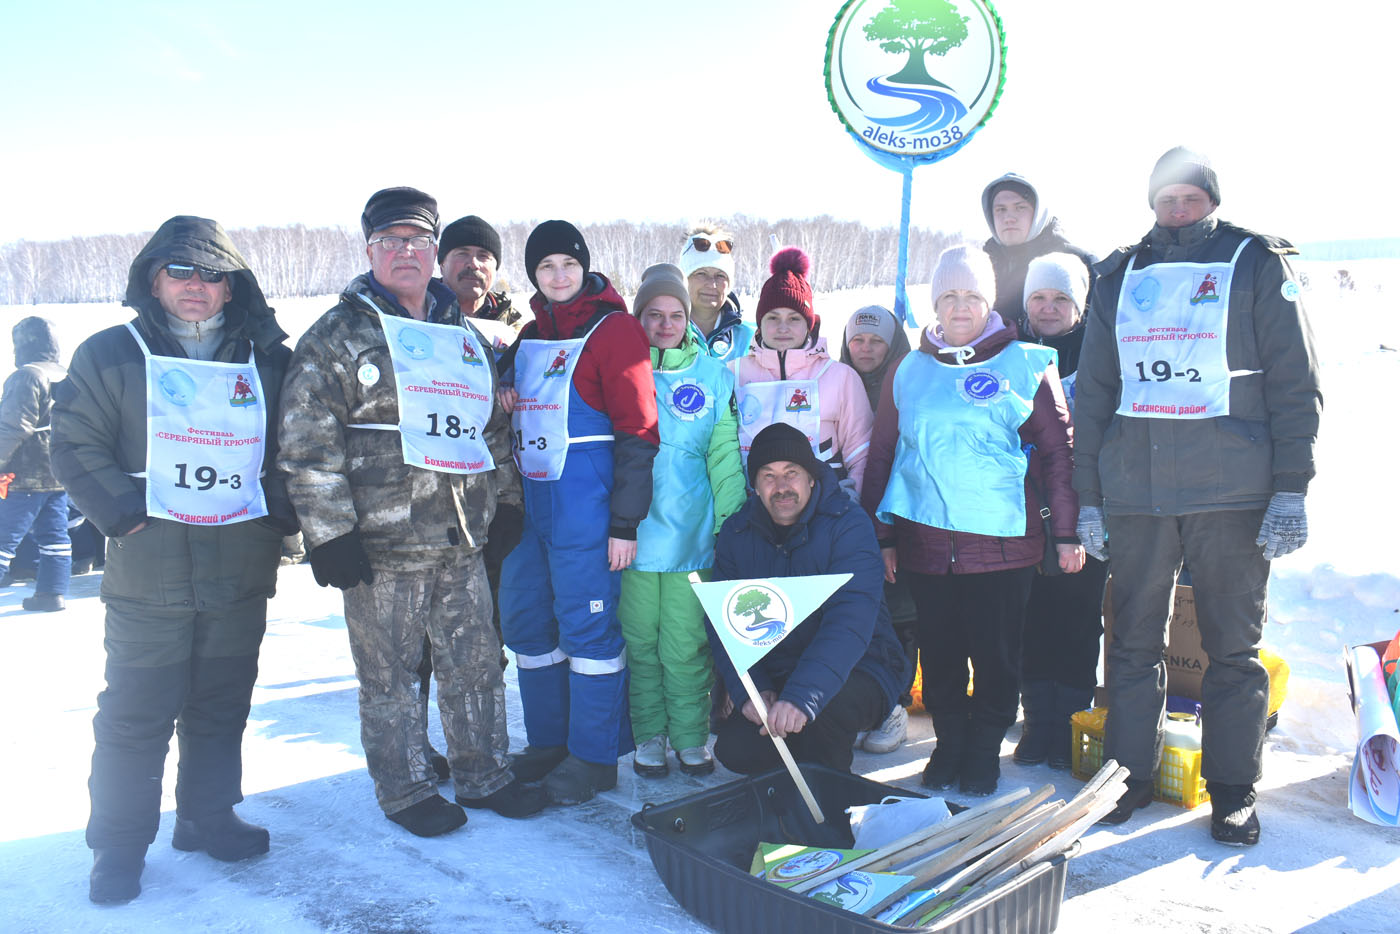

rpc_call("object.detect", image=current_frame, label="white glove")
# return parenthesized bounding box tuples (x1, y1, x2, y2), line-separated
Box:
(1077, 506, 1108, 562)
(1256, 492, 1308, 560)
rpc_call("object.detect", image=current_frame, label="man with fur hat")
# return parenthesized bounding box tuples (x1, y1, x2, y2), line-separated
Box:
(438, 214, 529, 354)
(706, 422, 906, 774)
(981, 172, 1096, 321)
(279, 188, 542, 839)
(621, 263, 746, 779)
(50, 216, 298, 903)
(678, 223, 753, 362)
(1074, 147, 1322, 844)
(0, 316, 70, 611)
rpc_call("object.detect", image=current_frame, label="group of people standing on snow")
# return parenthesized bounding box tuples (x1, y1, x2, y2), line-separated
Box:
(43, 144, 1319, 907)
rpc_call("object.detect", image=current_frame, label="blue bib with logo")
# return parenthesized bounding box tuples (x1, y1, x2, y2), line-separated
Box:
(635, 352, 735, 573)
(876, 342, 1056, 538)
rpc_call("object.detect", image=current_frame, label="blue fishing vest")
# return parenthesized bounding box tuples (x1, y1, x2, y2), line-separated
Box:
(634, 351, 735, 573)
(876, 342, 1057, 538)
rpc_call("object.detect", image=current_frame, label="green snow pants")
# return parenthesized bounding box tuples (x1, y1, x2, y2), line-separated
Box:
(619, 568, 715, 751)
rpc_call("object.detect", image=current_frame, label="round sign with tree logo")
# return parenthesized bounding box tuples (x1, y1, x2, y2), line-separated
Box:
(825, 0, 1006, 162)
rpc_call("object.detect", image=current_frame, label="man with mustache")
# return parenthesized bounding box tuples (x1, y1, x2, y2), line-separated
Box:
(703, 422, 906, 775)
(439, 215, 528, 357)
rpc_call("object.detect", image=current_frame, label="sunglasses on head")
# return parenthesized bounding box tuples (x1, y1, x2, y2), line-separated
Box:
(688, 236, 733, 255)
(164, 263, 227, 283)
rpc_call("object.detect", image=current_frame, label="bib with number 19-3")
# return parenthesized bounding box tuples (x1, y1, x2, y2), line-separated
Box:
(127, 322, 268, 526)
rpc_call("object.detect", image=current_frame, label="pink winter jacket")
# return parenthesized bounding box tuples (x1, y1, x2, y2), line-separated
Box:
(732, 337, 875, 496)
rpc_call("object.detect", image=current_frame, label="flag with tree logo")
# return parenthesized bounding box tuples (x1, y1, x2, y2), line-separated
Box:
(691, 574, 853, 674)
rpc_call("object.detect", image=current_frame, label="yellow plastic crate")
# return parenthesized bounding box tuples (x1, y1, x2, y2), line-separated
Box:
(1071, 707, 1209, 809)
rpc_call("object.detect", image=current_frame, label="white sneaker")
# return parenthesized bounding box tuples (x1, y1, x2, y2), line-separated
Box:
(633, 735, 668, 777)
(676, 744, 714, 776)
(862, 705, 909, 754)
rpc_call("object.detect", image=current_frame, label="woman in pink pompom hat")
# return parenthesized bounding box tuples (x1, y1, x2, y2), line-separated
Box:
(730, 247, 874, 498)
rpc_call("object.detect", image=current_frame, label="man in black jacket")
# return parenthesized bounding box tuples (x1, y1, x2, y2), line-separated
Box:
(980, 172, 1096, 322)
(52, 216, 297, 903)
(1074, 148, 1322, 844)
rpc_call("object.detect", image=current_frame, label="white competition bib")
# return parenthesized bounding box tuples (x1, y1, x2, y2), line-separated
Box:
(127, 322, 268, 526)
(511, 316, 615, 481)
(1115, 238, 1256, 419)
(734, 360, 829, 468)
(373, 312, 496, 474)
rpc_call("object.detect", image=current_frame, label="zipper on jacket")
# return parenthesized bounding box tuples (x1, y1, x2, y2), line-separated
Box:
(777, 349, 788, 381)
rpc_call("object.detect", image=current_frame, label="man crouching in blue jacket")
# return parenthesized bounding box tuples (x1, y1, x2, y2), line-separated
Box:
(706, 422, 907, 774)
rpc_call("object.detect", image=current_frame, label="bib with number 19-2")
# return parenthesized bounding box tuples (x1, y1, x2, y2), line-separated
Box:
(1115, 238, 1256, 419)
(377, 311, 495, 474)
(127, 322, 268, 526)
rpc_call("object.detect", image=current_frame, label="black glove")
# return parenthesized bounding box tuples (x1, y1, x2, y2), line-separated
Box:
(309, 529, 374, 589)
(483, 504, 524, 572)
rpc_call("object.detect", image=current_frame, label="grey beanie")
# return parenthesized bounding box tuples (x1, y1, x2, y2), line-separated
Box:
(1023, 253, 1089, 313)
(633, 263, 691, 319)
(1148, 146, 1221, 207)
(844, 305, 897, 348)
(931, 245, 995, 306)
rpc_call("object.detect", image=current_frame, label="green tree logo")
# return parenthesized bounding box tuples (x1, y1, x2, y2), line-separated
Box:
(863, 0, 970, 87)
(729, 586, 785, 642)
(733, 588, 773, 623)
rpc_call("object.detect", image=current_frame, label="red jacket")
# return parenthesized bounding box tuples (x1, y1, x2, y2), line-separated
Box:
(860, 317, 1078, 574)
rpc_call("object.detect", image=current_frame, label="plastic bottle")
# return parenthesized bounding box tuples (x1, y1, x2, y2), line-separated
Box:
(1163, 711, 1202, 751)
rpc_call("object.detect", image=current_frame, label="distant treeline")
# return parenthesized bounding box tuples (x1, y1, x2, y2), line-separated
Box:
(0, 216, 961, 305)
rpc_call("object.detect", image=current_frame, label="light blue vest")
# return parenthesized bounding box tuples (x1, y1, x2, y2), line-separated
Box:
(876, 342, 1057, 538)
(634, 351, 735, 573)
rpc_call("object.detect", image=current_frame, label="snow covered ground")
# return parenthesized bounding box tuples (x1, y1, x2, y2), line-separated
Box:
(1, 262, 1398, 932)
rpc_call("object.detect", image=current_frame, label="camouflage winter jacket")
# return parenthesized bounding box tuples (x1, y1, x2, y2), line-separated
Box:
(0, 317, 65, 492)
(278, 274, 520, 568)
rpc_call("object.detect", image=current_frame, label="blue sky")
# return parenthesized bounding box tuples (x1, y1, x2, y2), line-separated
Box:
(2, 0, 1392, 253)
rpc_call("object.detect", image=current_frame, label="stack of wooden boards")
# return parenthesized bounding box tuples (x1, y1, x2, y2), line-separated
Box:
(758, 760, 1129, 927)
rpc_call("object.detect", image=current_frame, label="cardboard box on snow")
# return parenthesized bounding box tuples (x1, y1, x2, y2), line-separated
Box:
(1097, 580, 1209, 704)
(1097, 579, 1288, 717)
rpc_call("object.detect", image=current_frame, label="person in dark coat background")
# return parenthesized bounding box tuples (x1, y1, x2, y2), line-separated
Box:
(981, 172, 1096, 322)
(51, 216, 296, 904)
(706, 422, 907, 775)
(0, 316, 71, 611)
(1010, 254, 1111, 770)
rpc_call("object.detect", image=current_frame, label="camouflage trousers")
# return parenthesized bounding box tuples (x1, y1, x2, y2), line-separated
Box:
(342, 548, 511, 815)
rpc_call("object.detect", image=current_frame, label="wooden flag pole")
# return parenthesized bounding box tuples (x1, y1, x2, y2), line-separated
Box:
(736, 669, 826, 824)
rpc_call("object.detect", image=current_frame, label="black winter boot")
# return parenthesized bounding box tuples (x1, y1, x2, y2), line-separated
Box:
(510, 745, 569, 783)
(428, 746, 451, 783)
(387, 795, 467, 837)
(544, 754, 617, 805)
(959, 718, 1009, 797)
(921, 714, 966, 790)
(89, 845, 146, 904)
(1048, 685, 1093, 771)
(172, 808, 269, 861)
(1098, 778, 1155, 824)
(22, 592, 65, 612)
(1012, 680, 1055, 766)
(457, 780, 549, 818)
(1207, 782, 1260, 846)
